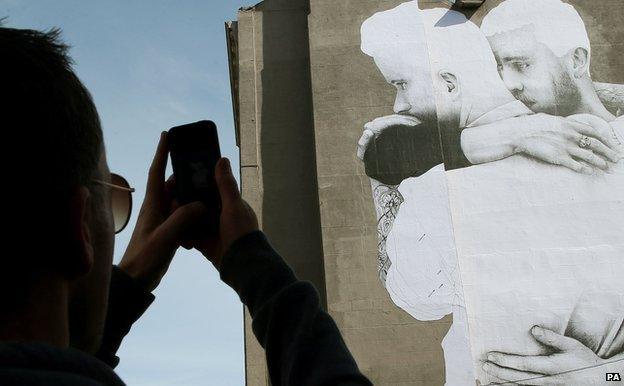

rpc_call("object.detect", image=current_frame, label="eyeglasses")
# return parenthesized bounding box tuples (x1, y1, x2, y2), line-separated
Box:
(92, 173, 135, 234)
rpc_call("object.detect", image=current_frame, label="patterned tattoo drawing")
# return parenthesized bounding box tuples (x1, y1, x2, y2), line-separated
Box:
(595, 82, 624, 117)
(373, 183, 403, 284)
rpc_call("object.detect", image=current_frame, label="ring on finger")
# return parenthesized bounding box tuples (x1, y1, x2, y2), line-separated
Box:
(578, 135, 592, 149)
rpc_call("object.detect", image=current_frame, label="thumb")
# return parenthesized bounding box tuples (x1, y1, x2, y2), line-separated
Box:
(215, 158, 241, 207)
(152, 201, 208, 251)
(530, 326, 581, 352)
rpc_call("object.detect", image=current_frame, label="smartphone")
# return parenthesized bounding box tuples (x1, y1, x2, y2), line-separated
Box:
(168, 120, 221, 234)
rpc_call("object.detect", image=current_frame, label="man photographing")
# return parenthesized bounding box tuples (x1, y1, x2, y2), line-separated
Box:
(0, 27, 371, 386)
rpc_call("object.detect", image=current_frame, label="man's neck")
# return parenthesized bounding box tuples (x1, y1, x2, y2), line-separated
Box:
(576, 96, 616, 122)
(0, 281, 69, 348)
(462, 86, 518, 127)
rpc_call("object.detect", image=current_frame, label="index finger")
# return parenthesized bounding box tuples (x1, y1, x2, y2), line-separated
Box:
(487, 352, 557, 375)
(146, 132, 169, 201)
(482, 362, 547, 385)
(357, 130, 375, 160)
(568, 114, 610, 131)
(215, 158, 241, 207)
(530, 325, 583, 352)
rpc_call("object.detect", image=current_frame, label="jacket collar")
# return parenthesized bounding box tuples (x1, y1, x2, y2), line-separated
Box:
(0, 342, 124, 385)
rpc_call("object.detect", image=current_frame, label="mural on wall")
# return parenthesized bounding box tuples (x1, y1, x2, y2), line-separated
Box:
(358, 0, 624, 384)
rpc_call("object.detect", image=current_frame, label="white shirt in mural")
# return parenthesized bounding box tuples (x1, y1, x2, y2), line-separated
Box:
(447, 116, 624, 384)
(385, 101, 532, 385)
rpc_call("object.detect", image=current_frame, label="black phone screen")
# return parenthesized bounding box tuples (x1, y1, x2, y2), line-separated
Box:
(168, 121, 221, 232)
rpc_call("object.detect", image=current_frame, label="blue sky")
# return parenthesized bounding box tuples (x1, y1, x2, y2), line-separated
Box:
(2, 1, 254, 384)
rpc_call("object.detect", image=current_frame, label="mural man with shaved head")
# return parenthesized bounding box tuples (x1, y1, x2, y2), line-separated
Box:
(470, 0, 624, 383)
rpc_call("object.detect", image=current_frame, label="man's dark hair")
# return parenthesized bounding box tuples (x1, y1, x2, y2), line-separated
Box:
(1, 26, 104, 302)
(1, 26, 103, 191)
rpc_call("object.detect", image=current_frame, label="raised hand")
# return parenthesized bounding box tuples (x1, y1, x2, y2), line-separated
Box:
(356, 114, 421, 161)
(186, 158, 259, 269)
(512, 114, 622, 174)
(119, 132, 209, 292)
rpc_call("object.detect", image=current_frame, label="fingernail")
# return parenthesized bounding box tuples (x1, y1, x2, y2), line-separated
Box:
(487, 354, 495, 362)
(531, 325, 543, 337)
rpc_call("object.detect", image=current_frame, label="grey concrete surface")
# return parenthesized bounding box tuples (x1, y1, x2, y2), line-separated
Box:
(232, 1, 326, 385)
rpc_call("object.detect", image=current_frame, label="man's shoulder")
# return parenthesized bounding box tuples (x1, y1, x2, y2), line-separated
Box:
(612, 114, 624, 126)
(610, 115, 624, 142)
(0, 343, 125, 386)
(397, 163, 446, 194)
(467, 100, 532, 127)
(0, 368, 105, 386)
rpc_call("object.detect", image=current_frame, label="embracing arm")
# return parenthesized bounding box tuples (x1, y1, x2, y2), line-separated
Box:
(460, 113, 622, 173)
(484, 326, 624, 385)
(369, 175, 459, 319)
(357, 115, 445, 183)
(369, 178, 403, 284)
(595, 81, 624, 116)
(603, 352, 624, 373)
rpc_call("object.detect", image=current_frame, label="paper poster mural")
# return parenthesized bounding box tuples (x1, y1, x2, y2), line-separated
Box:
(358, 0, 624, 384)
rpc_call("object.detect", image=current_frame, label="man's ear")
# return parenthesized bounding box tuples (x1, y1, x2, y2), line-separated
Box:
(64, 186, 95, 279)
(571, 47, 589, 78)
(439, 71, 460, 98)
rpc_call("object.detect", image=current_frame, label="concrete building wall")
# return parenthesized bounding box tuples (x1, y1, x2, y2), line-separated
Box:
(230, 2, 326, 385)
(232, 9, 266, 385)
(233, 1, 454, 384)
(306, 2, 455, 384)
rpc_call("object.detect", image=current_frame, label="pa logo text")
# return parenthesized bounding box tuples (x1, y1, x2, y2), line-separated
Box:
(607, 373, 622, 382)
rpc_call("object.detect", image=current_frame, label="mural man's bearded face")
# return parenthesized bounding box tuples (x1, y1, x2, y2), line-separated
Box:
(373, 54, 438, 124)
(488, 26, 581, 116)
